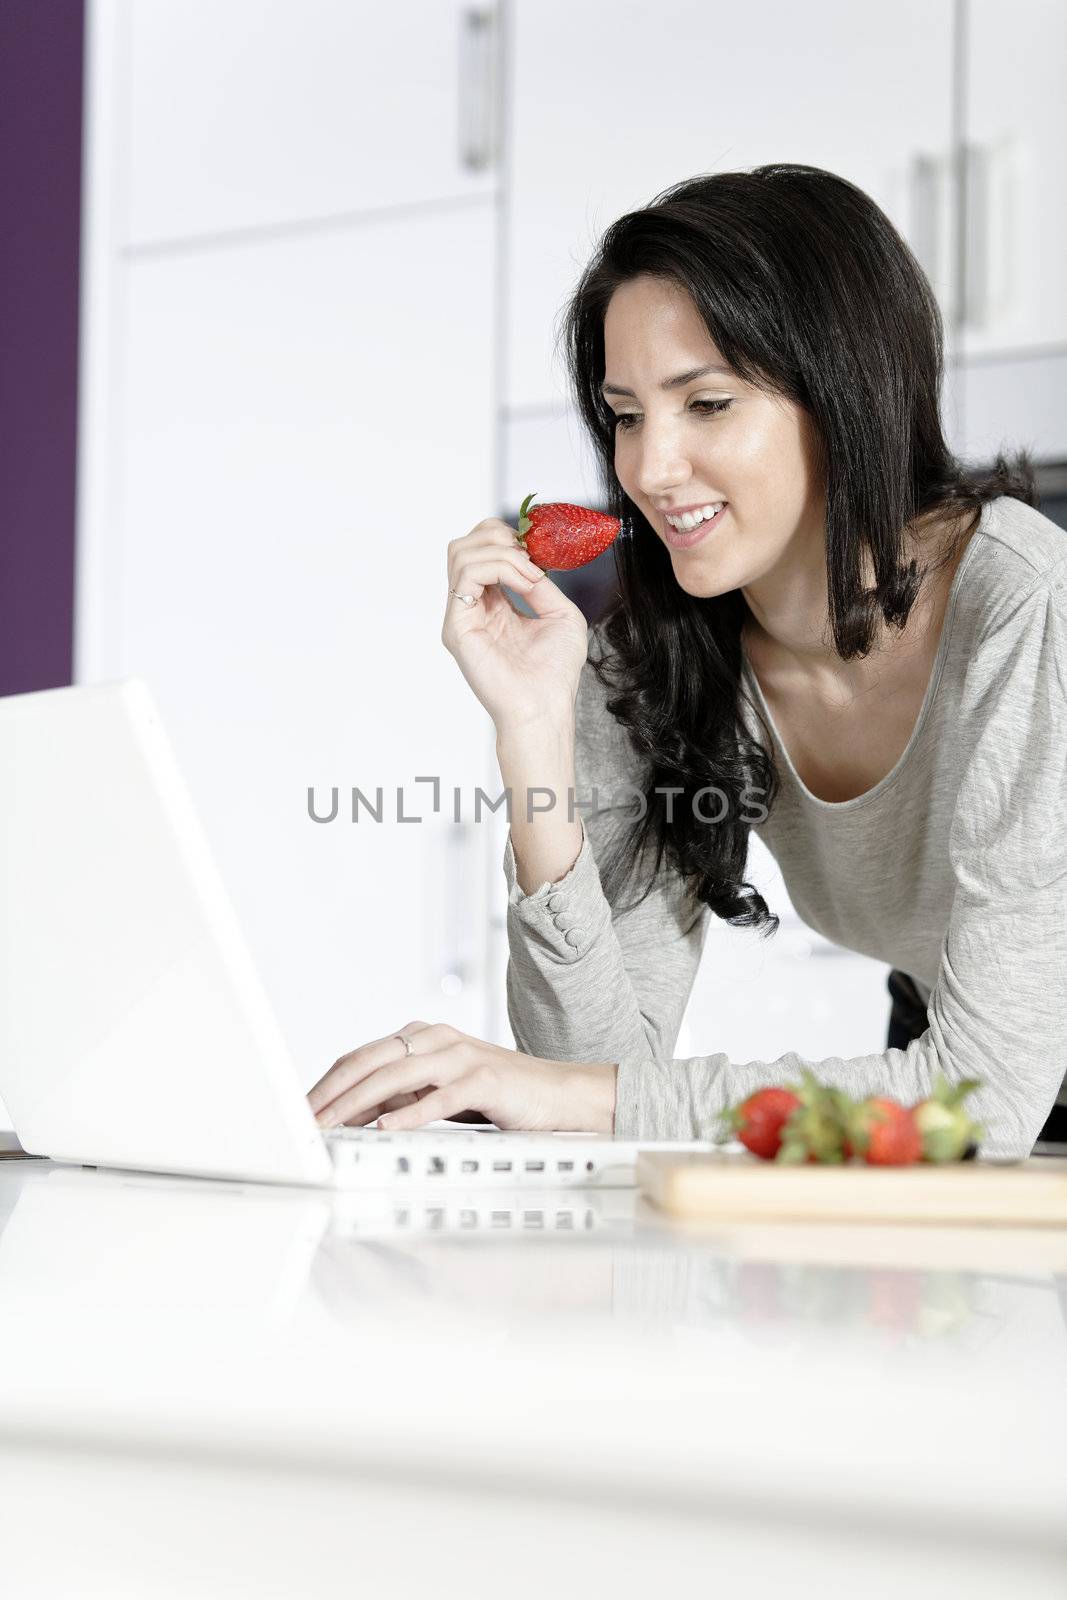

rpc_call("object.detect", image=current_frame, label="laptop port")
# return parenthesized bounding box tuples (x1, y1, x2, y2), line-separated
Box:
(427, 1156, 446, 1176)
(557, 1160, 574, 1173)
(523, 1211, 544, 1228)
(492, 1160, 513, 1173)
(396, 1156, 410, 1175)
(491, 1211, 511, 1227)
(460, 1159, 479, 1174)
(524, 1160, 545, 1173)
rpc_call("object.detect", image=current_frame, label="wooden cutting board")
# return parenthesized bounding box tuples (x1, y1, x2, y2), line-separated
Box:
(637, 1149, 1067, 1226)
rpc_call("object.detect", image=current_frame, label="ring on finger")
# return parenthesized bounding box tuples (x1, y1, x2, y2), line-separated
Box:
(448, 586, 476, 607)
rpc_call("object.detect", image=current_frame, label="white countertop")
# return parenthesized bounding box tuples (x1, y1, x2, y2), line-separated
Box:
(0, 1155, 1065, 1596)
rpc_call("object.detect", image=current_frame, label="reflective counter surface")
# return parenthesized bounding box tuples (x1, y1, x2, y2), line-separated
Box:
(0, 1156, 1064, 1598)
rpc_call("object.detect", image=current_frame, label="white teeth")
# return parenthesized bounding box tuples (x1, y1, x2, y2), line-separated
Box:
(666, 502, 723, 531)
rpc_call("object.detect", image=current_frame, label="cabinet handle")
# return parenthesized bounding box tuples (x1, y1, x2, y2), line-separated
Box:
(458, 7, 499, 173)
(441, 820, 479, 993)
(908, 152, 940, 286)
(962, 142, 990, 331)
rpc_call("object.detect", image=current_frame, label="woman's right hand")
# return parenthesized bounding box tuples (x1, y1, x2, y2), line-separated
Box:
(442, 517, 591, 738)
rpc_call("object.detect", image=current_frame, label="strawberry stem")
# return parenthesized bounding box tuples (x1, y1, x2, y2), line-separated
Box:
(517, 491, 538, 543)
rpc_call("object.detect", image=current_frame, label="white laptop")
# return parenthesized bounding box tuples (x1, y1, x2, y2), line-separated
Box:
(0, 679, 710, 1190)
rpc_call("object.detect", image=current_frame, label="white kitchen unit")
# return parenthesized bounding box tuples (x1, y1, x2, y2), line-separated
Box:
(75, 1, 504, 1085)
(953, 0, 1067, 461)
(121, 0, 498, 246)
(504, 0, 958, 413)
(960, 0, 1067, 359)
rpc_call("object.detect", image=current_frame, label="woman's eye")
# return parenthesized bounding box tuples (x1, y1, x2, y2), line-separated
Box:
(613, 399, 732, 431)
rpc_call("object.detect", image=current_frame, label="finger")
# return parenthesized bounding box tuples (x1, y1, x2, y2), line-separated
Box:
(450, 522, 527, 565)
(307, 1020, 433, 1113)
(316, 1046, 463, 1129)
(446, 529, 524, 594)
(447, 530, 541, 583)
(317, 1089, 425, 1133)
(378, 1082, 475, 1131)
(448, 555, 544, 608)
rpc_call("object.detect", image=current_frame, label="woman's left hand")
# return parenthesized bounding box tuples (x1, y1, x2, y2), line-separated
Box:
(307, 1021, 617, 1135)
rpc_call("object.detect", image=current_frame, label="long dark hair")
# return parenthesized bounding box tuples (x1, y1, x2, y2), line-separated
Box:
(558, 162, 1036, 934)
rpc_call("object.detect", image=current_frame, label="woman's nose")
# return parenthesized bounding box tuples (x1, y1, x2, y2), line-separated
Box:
(636, 455, 693, 504)
(633, 426, 696, 501)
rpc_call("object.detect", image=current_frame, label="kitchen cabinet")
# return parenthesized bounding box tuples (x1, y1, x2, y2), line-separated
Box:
(961, 0, 1067, 359)
(119, 0, 498, 247)
(952, 0, 1067, 462)
(76, 3, 504, 1077)
(101, 209, 498, 1073)
(104, 208, 498, 1072)
(505, 0, 958, 412)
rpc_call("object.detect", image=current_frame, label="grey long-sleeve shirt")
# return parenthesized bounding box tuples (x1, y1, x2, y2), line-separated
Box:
(502, 495, 1067, 1161)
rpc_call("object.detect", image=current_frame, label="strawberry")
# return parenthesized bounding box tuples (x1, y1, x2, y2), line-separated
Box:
(847, 1096, 923, 1166)
(911, 1071, 985, 1162)
(776, 1068, 854, 1165)
(514, 491, 621, 571)
(717, 1087, 802, 1160)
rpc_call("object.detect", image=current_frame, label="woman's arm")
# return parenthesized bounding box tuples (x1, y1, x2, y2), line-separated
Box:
(502, 624, 711, 1085)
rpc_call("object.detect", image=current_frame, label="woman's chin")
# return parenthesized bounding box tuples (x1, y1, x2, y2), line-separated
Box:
(672, 561, 730, 599)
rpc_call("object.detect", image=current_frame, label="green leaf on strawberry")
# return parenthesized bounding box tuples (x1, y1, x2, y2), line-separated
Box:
(912, 1071, 985, 1162)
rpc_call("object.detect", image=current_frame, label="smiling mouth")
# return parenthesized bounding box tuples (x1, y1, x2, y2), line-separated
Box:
(664, 501, 726, 531)
(662, 502, 728, 548)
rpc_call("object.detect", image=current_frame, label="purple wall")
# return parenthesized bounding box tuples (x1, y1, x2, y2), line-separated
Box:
(0, 0, 84, 696)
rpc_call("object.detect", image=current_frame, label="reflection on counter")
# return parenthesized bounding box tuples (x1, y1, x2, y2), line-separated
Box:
(1, 1163, 1064, 1371)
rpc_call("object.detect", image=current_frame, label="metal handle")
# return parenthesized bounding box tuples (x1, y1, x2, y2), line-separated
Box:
(458, 7, 498, 173)
(962, 142, 990, 331)
(908, 152, 940, 286)
(441, 820, 479, 993)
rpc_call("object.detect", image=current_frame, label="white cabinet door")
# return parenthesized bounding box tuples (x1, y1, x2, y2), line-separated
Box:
(507, 0, 957, 410)
(962, 0, 1067, 357)
(117, 0, 498, 247)
(82, 207, 499, 1084)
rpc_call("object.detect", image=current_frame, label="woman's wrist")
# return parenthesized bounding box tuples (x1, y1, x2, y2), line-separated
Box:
(561, 1059, 617, 1134)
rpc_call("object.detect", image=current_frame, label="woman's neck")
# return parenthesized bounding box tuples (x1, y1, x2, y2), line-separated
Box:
(741, 508, 974, 707)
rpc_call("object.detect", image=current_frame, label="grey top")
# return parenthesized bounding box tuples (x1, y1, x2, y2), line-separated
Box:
(502, 496, 1067, 1161)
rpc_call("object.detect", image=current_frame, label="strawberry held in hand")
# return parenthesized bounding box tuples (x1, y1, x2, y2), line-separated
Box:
(514, 491, 621, 571)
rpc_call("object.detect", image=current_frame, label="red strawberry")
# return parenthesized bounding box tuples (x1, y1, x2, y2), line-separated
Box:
(848, 1096, 922, 1166)
(514, 491, 621, 571)
(718, 1087, 802, 1160)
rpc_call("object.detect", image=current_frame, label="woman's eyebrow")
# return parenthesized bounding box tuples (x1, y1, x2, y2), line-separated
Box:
(601, 362, 732, 398)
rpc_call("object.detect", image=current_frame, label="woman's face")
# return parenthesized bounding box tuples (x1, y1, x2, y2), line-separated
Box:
(602, 274, 826, 605)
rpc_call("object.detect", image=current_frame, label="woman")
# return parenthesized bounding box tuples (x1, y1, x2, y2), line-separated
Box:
(308, 164, 1067, 1161)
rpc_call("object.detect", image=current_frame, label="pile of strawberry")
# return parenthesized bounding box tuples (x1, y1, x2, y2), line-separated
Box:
(717, 1068, 984, 1165)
